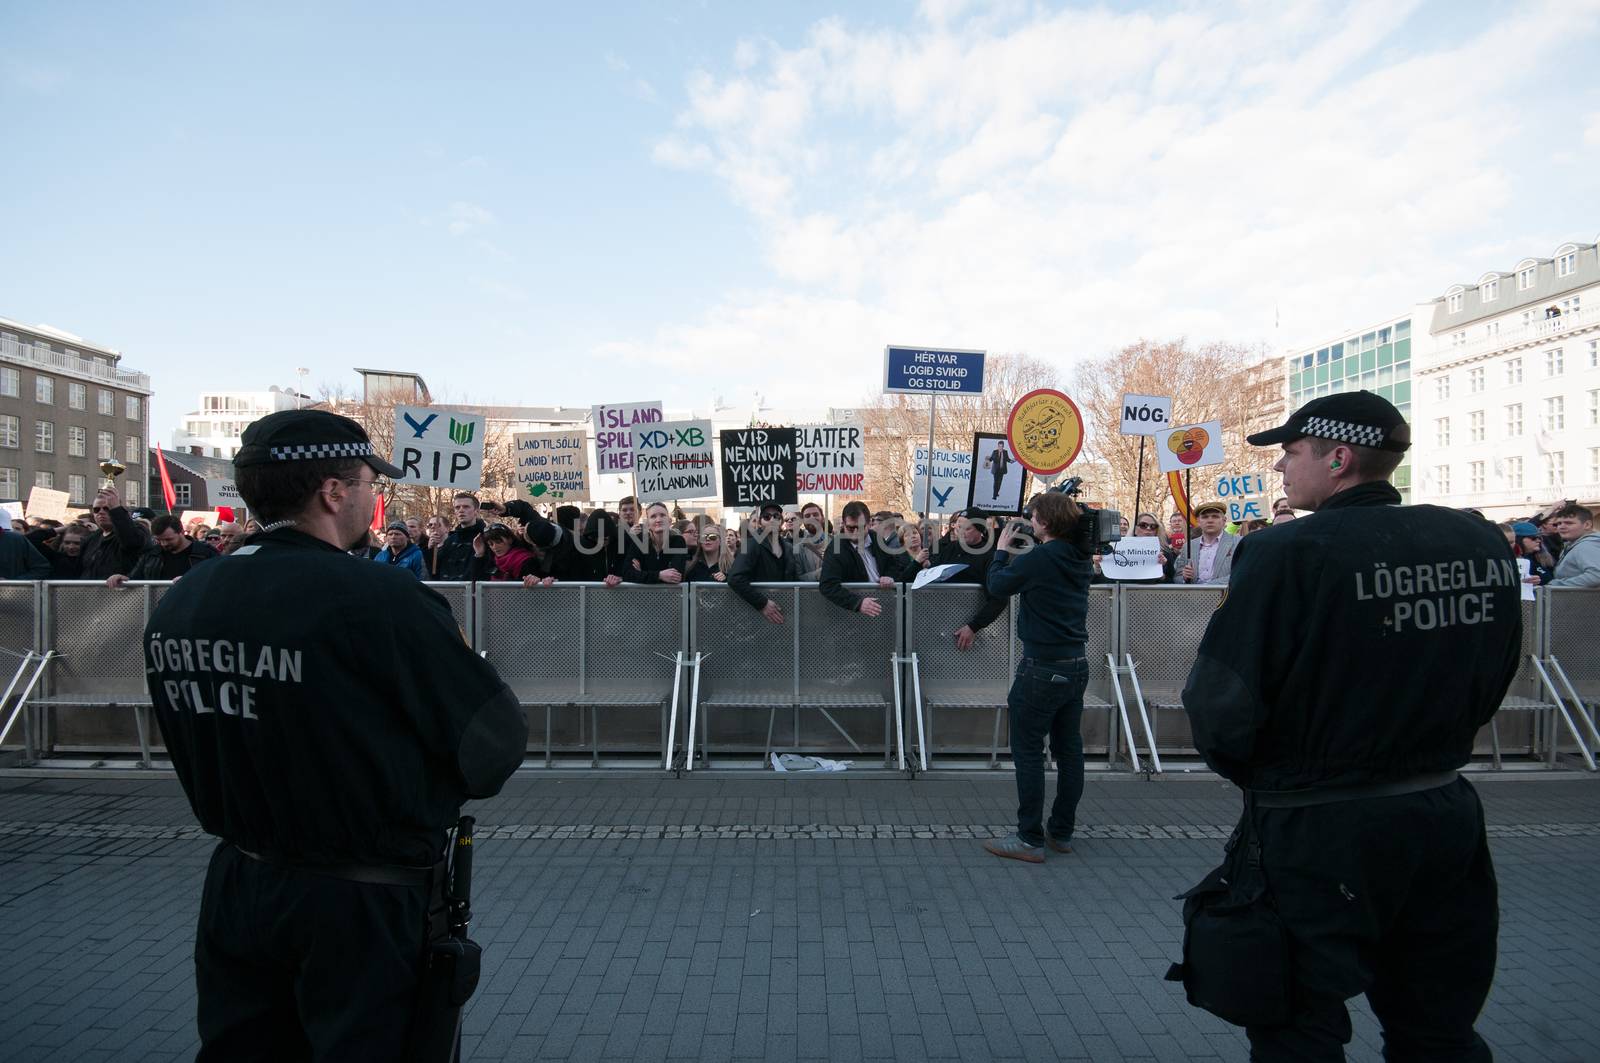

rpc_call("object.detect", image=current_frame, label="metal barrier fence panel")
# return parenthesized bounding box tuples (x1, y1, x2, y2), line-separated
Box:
(906, 586, 1011, 754)
(1118, 585, 1226, 755)
(692, 583, 798, 751)
(1543, 588, 1599, 758)
(475, 582, 583, 752)
(427, 583, 474, 646)
(580, 585, 684, 753)
(38, 582, 151, 753)
(1081, 587, 1115, 756)
(1478, 596, 1542, 757)
(793, 583, 898, 753)
(0, 583, 39, 751)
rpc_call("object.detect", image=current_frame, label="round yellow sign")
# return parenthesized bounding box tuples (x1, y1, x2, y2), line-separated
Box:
(1006, 389, 1085, 475)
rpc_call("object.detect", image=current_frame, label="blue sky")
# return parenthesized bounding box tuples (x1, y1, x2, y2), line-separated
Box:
(3, 0, 1598, 439)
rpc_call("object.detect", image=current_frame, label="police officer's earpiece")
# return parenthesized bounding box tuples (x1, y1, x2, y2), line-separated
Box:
(1330, 459, 1342, 470)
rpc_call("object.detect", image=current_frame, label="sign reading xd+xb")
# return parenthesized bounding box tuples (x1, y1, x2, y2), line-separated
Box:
(1119, 394, 1172, 435)
(592, 400, 663, 475)
(514, 430, 591, 502)
(883, 346, 986, 395)
(1156, 420, 1225, 474)
(633, 419, 716, 503)
(1216, 471, 1267, 522)
(1006, 389, 1085, 475)
(720, 428, 799, 507)
(795, 422, 865, 493)
(393, 405, 486, 489)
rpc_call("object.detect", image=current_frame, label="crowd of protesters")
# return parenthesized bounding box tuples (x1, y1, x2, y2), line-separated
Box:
(3, 486, 1597, 595)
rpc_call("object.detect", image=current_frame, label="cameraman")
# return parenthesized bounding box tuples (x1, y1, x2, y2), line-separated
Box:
(982, 491, 1093, 864)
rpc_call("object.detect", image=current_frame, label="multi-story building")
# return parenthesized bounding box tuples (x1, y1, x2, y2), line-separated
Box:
(170, 387, 308, 458)
(1285, 314, 1415, 501)
(0, 316, 153, 509)
(1412, 236, 1600, 519)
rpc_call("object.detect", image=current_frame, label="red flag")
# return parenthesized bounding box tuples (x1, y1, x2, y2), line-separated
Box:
(154, 446, 177, 511)
(371, 491, 386, 532)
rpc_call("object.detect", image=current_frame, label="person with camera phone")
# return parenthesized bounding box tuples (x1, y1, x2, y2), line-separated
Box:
(982, 488, 1099, 863)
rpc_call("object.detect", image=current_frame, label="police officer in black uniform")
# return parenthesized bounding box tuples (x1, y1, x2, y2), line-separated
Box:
(145, 410, 528, 1062)
(1177, 391, 1521, 1061)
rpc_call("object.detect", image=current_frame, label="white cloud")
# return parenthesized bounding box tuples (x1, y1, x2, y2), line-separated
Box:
(611, 1, 1600, 399)
(443, 201, 494, 236)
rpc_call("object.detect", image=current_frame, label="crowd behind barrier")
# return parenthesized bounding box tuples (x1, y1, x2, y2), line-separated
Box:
(2, 578, 1596, 773)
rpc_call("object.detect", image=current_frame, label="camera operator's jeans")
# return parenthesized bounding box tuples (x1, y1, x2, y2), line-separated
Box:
(1007, 657, 1089, 847)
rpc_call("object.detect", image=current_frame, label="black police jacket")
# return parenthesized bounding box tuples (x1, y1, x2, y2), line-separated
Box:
(1181, 481, 1521, 791)
(145, 527, 528, 866)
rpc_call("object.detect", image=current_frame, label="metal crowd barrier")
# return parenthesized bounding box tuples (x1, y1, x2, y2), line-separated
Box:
(3, 578, 1596, 774)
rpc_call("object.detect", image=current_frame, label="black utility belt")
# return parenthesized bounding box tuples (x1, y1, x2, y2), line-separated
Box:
(233, 843, 442, 889)
(1252, 770, 1459, 809)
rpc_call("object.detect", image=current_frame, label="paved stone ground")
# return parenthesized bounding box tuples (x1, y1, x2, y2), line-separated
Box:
(1, 769, 1597, 1062)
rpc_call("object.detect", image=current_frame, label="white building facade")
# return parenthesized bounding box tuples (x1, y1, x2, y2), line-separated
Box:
(171, 387, 306, 458)
(1411, 236, 1600, 520)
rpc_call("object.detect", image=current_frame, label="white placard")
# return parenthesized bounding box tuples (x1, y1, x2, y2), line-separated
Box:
(1101, 537, 1166, 581)
(513, 430, 591, 502)
(1120, 393, 1173, 436)
(592, 400, 663, 475)
(25, 486, 71, 523)
(1215, 471, 1267, 523)
(910, 446, 972, 515)
(182, 509, 222, 530)
(1156, 420, 1226, 474)
(632, 419, 716, 502)
(204, 478, 246, 510)
(1518, 557, 1536, 601)
(392, 406, 486, 490)
(911, 563, 969, 590)
(796, 422, 866, 494)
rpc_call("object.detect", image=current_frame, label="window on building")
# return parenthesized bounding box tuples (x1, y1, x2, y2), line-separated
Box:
(1447, 291, 1463, 313)
(33, 471, 53, 489)
(1591, 448, 1600, 484)
(1546, 348, 1564, 376)
(1469, 410, 1485, 442)
(1451, 331, 1466, 347)
(67, 382, 85, 410)
(1543, 396, 1565, 431)
(35, 375, 54, 404)
(68, 474, 87, 505)
(1505, 358, 1523, 385)
(1545, 452, 1564, 487)
(124, 436, 140, 464)
(1435, 465, 1451, 494)
(1505, 456, 1522, 489)
(67, 425, 85, 457)
(0, 416, 16, 450)
(125, 481, 139, 506)
(1560, 295, 1581, 316)
(1517, 264, 1536, 290)
(1469, 461, 1484, 493)
(1556, 250, 1576, 277)
(1435, 376, 1451, 401)
(0, 367, 17, 398)
(173, 482, 191, 507)
(1505, 404, 1523, 437)
(1589, 389, 1599, 428)
(97, 431, 114, 461)
(125, 396, 141, 421)
(34, 421, 53, 453)
(1590, 339, 1599, 368)
(1481, 278, 1498, 302)
(1435, 418, 1450, 446)
(1468, 367, 1484, 393)
(1521, 309, 1535, 327)
(98, 389, 113, 416)
(1485, 321, 1499, 340)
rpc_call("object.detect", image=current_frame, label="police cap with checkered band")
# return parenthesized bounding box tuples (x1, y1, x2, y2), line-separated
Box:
(233, 409, 405, 477)
(1246, 390, 1411, 454)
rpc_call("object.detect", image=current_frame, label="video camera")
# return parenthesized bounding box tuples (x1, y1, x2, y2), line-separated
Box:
(1035, 476, 1121, 554)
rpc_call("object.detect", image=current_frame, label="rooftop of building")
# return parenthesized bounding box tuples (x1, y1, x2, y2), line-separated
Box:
(0, 315, 124, 360)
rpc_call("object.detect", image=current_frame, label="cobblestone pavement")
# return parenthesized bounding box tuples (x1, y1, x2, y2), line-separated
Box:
(1, 770, 1596, 1062)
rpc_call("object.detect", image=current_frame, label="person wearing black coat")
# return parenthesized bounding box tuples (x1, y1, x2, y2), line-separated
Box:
(929, 508, 1009, 649)
(25, 524, 85, 579)
(818, 500, 916, 617)
(78, 486, 151, 580)
(621, 502, 687, 584)
(726, 504, 801, 622)
(432, 493, 494, 581)
(0, 526, 51, 579)
(122, 515, 220, 582)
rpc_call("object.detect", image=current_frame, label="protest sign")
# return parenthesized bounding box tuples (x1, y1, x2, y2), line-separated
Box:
(1101, 537, 1166, 581)
(967, 433, 1029, 515)
(1517, 558, 1537, 601)
(25, 486, 71, 523)
(1215, 471, 1267, 522)
(1120, 393, 1172, 435)
(182, 509, 221, 530)
(1156, 420, 1225, 474)
(883, 346, 987, 395)
(795, 422, 866, 494)
(912, 563, 969, 591)
(204, 478, 246, 510)
(392, 405, 486, 490)
(720, 428, 798, 507)
(1007, 389, 1085, 474)
(513, 430, 591, 502)
(910, 446, 971, 515)
(633, 420, 716, 502)
(592, 400, 663, 475)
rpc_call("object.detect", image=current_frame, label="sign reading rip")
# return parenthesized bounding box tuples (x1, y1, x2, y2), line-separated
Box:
(392, 405, 486, 489)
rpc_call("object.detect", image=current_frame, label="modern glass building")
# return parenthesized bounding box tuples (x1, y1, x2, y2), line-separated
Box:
(1286, 315, 1413, 501)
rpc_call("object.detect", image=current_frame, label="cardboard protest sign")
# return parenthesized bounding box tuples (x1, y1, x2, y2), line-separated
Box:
(514, 430, 591, 501)
(719, 428, 798, 507)
(967, 433, 1029, 515)
(1215, 471, 1267, 523)
(910, 446, 971, 515)
(1156, 420, 1225, 474)
(1119, 393, 1172, 436)
(633, 420, 716, 502)
(25, 486, 71, 523)
(204, 478, 246, 510)
(795, 422, 865, 494)
(592, 400, 663, 475)
(182, 509, 222, 530)
(1006, 389, 1085, 474)
(1101, 537, 1166, 581)
(392, 405, 486, 490)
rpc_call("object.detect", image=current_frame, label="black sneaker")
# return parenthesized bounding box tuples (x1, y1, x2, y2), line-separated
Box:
(1043, 831, 1073, 854)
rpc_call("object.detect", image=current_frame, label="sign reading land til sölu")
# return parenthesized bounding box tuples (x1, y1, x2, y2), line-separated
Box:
(633, 419, 716, 502)
(514, 430, 591, 501)
(592, 400, 663, 474)
(795, 422, 865, 493)
(720, 427, 799, 507)
(883, 346, 986, 395)
(392, 405, 486, 489)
